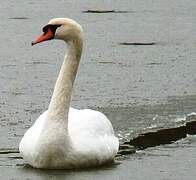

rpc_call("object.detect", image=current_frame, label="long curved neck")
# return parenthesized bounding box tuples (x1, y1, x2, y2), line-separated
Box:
(47, 37, 83, 124)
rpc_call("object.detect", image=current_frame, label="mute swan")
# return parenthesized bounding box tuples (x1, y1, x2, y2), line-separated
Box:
(19, 18, 119, 169)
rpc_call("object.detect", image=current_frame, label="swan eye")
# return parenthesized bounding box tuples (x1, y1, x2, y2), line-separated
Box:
(42, 24, 62, 35)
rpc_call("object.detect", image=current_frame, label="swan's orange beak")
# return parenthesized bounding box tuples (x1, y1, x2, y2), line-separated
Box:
(32, 28, 54, 46)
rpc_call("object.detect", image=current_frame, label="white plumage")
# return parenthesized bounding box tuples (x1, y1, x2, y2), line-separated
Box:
(19, 18, 119, 169)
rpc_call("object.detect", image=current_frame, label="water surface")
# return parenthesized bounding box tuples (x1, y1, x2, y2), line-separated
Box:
(0, 0, 196, 179)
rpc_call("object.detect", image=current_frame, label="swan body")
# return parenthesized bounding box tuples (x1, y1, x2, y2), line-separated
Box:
(19, 18, 119, 169)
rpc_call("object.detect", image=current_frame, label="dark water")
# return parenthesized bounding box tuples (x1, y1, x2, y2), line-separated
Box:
(0, 0, 196, 179)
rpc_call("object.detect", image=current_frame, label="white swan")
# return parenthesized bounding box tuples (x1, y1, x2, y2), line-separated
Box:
(19, 18, 119, 169)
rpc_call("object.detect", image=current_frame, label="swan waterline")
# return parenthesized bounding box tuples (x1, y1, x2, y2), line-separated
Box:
(19, 18, 119, 169)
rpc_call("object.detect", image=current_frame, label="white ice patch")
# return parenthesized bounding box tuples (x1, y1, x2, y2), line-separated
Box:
(152, 114, 158, 121)
(187, 112, 196, 116)
(174, 115, 186, 122)
(143, 124, 158, 130)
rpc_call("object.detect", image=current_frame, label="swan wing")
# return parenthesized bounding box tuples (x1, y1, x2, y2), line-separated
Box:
(68, 108, 119, 162)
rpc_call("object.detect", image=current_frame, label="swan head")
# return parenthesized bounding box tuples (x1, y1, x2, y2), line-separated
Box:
(32, 18, 83, 46)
